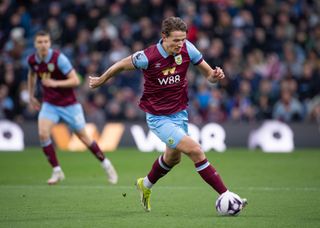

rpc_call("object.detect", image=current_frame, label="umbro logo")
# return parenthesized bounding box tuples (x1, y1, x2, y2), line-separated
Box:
(155, 63, 161, 68)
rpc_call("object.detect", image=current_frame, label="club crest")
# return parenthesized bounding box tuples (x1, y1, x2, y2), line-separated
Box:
(47, 63, 55, 72)
(174, 54, 182, 65)
(168, 137, 175, 145)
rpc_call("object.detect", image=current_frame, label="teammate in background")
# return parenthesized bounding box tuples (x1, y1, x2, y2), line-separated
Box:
(89, 17, 247, 212)
(27, 31, 118, 185)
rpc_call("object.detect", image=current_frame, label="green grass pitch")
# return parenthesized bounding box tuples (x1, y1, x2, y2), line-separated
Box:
(0, 148, 320, 228)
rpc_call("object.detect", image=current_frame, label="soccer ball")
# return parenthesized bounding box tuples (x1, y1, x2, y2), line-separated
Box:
(215, 191, 243, 216)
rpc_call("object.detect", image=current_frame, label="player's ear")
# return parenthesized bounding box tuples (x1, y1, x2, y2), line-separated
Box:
(161, 32, 167, 40)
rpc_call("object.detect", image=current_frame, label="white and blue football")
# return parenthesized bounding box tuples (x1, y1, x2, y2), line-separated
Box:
(215, 191, 245, 216)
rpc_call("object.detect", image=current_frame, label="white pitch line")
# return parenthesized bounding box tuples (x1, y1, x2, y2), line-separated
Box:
(0, 185, 319, 191)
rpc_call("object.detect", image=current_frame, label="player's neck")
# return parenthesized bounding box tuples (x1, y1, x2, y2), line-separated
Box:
(161, 43, 174, 56)
(37, 51, 49, 60)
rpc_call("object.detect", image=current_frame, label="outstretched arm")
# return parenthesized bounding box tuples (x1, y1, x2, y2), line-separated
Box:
(196, 60, 225, 83)
(89, 56, 136, 89)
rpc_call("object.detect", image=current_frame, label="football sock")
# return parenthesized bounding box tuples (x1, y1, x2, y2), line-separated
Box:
(146, 155, 172, 187)
(89, 141, 105, 162)
(102, 158, 111, 169)
(53, 166, 62, 172)
(41, 141, 59, 168)
(143, 176, 153, 189)
(195, 158, 228, 194)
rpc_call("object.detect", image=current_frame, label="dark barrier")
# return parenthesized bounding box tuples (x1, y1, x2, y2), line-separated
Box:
(14, 121, 320, 151)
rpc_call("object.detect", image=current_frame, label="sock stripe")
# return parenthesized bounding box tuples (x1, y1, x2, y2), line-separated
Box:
(195, 158, 208, 167)
(143, 176, 153, 188)
(196, 161, 210, 172)
(40, 139, 52, 147)
(158, 156, 171, 171)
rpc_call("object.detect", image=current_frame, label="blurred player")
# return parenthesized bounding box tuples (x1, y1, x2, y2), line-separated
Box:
(27, 31, 118, 185)
(89, 17, 247, 212)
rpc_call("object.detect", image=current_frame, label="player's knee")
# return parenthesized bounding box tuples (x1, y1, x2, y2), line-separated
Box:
(189, 144, 203, 156)
(188, 145, 205, 163)
(169, 156, 181, 166)
(38, 130, 50, 142)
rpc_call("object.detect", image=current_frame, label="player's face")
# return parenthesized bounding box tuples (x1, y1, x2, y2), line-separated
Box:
(34, 35, 51, 57)
(162, 30, 187, 55)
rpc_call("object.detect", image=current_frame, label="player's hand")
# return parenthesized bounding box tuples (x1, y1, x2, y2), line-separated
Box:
(208, 67, 225, 83)
(89, 76, 103, 89)
(42, 78, 58, 88)
(29, 96, 41, 111)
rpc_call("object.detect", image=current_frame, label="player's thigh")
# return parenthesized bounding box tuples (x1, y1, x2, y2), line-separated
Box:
(38, 102, 59, 137)
(58, 103, 86, 132)
(38, 118, 56, 138)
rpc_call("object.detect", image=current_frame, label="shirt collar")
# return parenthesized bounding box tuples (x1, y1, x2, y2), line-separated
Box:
(156, 39, 170, 58)
(35, 48, 53, 64)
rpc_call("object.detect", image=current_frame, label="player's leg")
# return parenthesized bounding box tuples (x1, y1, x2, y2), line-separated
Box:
(144, 146, 181, 189)
(136, 111, 186, 211)
(74, 128, 118, 184)
(176, 135, 227, 194)
(177, 136, 247, 208)
(141, 111, 186, 186)
(61, 103, 118, 184)
(136, 146, 181, 211)
(177, 135, 248, 211)
(38, 102, 65, 185)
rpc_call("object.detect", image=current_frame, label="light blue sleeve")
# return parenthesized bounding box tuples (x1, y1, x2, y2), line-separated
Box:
(132, 51, 148, 70)
(186, 40, 203, 65)
(57, 53, 73, 75)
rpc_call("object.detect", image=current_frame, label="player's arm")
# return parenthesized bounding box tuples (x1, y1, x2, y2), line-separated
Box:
(27, 70, 41, 110)
(42, 69, 80, 88)
(186, 40, 225, 83)
(196, 60, 225, 84)
(42, 53, 80, 88)
(89, 56, 135, 89)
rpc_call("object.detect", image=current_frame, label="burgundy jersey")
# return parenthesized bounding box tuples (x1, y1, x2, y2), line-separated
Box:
(27, 49, 77, 106)
(132, 40, 203, 115)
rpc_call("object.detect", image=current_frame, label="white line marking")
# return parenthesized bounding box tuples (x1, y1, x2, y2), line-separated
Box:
(0, 185, 319, 191)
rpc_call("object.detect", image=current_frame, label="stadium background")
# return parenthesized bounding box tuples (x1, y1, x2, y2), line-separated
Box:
(0, 0, 320, 149)
(1, 1, 320, 227)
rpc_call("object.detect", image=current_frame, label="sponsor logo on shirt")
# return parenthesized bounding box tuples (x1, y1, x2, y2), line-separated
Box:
(158, 67, 180, 85)
(39, 72, 51, 79)
(161, 67, 176, 76)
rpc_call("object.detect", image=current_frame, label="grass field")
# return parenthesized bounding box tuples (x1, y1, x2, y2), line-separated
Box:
(0, 148, 320, 228)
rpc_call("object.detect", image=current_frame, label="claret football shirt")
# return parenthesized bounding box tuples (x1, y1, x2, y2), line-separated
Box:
(27, 49, 77, 106)
(132, 39, 203, 115)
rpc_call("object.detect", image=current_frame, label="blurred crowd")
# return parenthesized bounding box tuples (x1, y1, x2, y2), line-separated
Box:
(1, 0, 320, 126)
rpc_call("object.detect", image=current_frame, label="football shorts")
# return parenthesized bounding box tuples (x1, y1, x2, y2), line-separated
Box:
(39, 102, 86, 131)
(146, 110, 188, 149)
